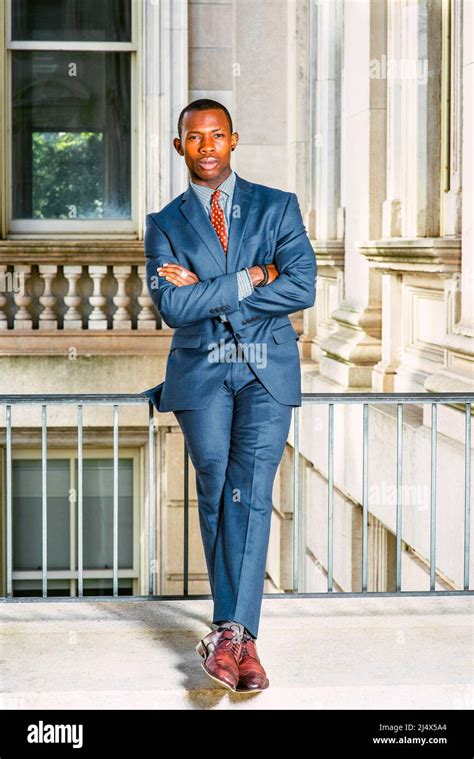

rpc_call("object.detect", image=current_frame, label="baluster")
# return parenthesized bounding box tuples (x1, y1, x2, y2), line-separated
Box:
(38, 265, 58, 330)
(63, 265, 83, 330)
(113, 265, 132, 329)
(137, 265, 157, 329)
(88, 265, 108, 330)
(13, 265, 32, 330)
(0, 265, 8, 330)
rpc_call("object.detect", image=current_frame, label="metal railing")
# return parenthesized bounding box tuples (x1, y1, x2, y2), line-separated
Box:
(0, 391, 472, 601)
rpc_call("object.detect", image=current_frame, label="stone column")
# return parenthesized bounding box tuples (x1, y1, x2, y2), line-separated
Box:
(372, 272, 403, 391)
(399, 0, 442, 238)
(425, 0, 473, 395)
(319, 0, 386, 388)
(145, 0, 188, 215)
(233, 0, 309, 198)
(382, 0, 403, 237)
(442, 0, 463, 236)
(457, 0, 473, 342)
(304, 0, 344, 363)
(310, 0, 343, 242)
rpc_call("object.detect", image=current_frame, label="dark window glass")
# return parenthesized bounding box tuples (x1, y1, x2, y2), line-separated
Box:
(77, 459, 134, 570)
(12, 51, 131, 220)
(13, 459, 70, 571)
(12, 0, 131, 42)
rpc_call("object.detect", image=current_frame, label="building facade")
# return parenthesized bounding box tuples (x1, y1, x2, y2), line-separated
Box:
(0, 0, 472, 597)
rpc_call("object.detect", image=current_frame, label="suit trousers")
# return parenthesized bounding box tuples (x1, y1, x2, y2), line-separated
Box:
(174, 341, 293, 639)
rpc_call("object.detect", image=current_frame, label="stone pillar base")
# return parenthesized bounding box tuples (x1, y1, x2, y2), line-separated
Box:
(319, 304, 382, 389)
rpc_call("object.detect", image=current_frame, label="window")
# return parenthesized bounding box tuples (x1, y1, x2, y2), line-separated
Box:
(6, 0, 138, 235)
(10, 449, 139, 596)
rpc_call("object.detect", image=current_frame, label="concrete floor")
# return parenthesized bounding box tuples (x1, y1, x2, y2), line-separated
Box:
(0, 595, 472, 710)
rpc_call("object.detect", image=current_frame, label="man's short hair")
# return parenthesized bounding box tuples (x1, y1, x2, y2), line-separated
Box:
(177, 99, 233, 139)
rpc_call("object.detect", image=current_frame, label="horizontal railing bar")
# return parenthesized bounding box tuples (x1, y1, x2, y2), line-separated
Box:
(0, 395, 152, 405)
(0, 392, 472, 406)
(301, 393, 474, 404)
(2, 589, 473, 604)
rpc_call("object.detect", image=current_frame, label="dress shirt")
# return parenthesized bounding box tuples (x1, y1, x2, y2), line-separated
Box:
(189, 170, 254, 321)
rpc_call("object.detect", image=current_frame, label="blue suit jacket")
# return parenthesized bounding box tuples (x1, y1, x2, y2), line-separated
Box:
(143, 172, 317, 411)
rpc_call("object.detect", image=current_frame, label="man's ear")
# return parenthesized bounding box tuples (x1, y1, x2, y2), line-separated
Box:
(173, 137, 184, 156)
(230, 131, 239, 152)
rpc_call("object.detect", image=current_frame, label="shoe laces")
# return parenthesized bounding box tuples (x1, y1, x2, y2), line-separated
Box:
(241, 633, 260, 662)
(225, 638, 241, 657)
(217, 623, 244, 656)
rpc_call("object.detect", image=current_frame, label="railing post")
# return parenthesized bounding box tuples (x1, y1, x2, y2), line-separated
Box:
(77, 404, 84, 597)
(293, 406, 300, 594)
(183, 441, 189, 596)
(6, 405, 12, 597)
(396, 403, 404, 591)
(148, 401, 156, 596)
(113, 404, 119, 596)
(362, 403, 369, 592)
(430, 402, 438, 592)
(41, 404, 48, 598)
(327, 403, 334, 593)
(464, 402, 471, 590)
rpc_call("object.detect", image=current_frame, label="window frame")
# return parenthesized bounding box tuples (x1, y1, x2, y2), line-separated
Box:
(3, 0, 141, 238)
(7, 446, 141, 596)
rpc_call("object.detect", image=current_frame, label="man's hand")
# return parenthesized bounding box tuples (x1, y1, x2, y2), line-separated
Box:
(248, 264, 279, 287)
(157, 263, 200, 286)
(157, 261, 279, 288)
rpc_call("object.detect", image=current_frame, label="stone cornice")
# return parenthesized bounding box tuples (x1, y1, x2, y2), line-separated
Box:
(357, 237, 461, 274)
(310, 239, 345, 268)
(0, 330, 172, 357)
(0, 240, 144, 265)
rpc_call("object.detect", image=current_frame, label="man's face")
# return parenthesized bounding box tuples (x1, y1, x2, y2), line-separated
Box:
(173, 108, 239, 187)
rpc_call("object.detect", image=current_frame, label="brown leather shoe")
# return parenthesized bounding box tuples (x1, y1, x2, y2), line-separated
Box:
(236, 632, 269, 692)
(196, 623, 244, 692)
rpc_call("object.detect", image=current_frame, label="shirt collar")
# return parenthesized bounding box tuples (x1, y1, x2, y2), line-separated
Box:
(190, 169, 236, 201)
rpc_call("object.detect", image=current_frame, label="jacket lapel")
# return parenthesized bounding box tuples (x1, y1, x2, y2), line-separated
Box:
(225, 173, 254, 274)
(179, 172, 254, 276)
(179, 184, 226, 273)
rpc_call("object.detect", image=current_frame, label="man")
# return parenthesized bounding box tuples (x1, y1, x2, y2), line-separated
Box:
(143, 99, 317, 693)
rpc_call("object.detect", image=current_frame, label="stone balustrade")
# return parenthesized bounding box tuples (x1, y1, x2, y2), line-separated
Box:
(0, 247, 163, 331)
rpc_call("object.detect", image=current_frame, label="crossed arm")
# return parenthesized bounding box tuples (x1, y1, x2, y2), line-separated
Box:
(144, 192, 317, 329)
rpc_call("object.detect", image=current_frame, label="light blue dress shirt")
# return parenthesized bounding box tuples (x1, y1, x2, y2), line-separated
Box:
(189, 169, 254, 321)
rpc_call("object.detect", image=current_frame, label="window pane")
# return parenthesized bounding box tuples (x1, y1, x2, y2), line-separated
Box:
(13, 459, 70, 571)
(12, 51, 131, 220)
(12, 0, 131, 42)
(77, 459, 134, 570)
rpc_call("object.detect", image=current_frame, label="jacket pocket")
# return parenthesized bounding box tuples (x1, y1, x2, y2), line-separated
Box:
(171, 333, 202, 349)
(271, 323, 300, 344)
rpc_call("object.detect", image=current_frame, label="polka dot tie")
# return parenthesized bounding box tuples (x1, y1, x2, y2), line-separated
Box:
(210, 189, 228, 254)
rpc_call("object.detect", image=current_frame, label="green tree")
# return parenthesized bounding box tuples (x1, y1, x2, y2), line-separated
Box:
(32, 131, 103, 219)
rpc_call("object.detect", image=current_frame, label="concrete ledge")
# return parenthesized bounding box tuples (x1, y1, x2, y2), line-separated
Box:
(1, 595, 472, 710)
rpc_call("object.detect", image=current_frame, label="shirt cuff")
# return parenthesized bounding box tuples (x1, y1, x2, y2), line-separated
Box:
(237, 268, 255, 301)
